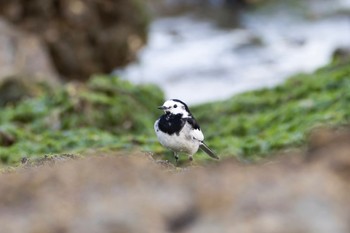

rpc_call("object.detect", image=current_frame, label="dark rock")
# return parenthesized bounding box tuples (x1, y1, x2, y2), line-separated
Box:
(0, 0, 149, 81)
(332, 47, 350, 63)
(0, 130, 16, 147)
(145, 0, 266, 16)
(0, 76, 49, 106)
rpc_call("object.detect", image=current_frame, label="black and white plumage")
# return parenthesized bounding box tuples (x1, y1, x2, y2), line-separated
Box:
(154, 99, 219, 162)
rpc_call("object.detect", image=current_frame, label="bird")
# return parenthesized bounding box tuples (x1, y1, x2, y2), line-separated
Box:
(154, 99, 219, 163)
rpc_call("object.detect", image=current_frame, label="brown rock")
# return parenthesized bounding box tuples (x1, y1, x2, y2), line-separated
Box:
(0, 76, 52, 106)
(0, 19, 59, 85)
(0, 130, 16, 147)
(0, 0, 149, 81)
(333, 47, 350, 63)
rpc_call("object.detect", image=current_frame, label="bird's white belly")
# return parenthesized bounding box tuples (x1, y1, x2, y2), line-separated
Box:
(154, 120, 200, 155)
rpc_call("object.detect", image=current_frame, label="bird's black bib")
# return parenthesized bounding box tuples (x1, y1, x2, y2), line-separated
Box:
(158, 113, 200, 135)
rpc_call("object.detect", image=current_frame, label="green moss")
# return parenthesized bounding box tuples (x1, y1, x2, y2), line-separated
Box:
(192, 61, 350, 161)
(0, 75, 164, 164)
(1, 62, 349, 165)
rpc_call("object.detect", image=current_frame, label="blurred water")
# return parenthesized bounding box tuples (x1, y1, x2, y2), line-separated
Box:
(117, 0, 350, 105)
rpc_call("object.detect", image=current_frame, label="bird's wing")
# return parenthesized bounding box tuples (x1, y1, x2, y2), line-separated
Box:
(199, 143, 219, 159)
(191, 128, 204, 141)
(185, 117, 219, 159)
(185, 117, 204, 141)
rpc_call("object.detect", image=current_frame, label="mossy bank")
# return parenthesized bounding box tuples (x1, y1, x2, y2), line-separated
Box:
(1, 61, 350, 165)
(194, 61, 350, 161)
(0, 75, 164, 164)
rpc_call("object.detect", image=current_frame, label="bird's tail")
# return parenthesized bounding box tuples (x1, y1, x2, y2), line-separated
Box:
(200, 142, 219, 160)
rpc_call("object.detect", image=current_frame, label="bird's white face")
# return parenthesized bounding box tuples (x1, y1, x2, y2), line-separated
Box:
(159, 99, 190, 117)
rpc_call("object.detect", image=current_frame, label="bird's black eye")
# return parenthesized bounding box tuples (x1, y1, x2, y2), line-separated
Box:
(174, 104, 177, 108)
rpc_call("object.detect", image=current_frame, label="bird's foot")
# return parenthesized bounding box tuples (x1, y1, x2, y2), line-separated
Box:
(174, 153, 179, 166)
(188, 156, 196, 167)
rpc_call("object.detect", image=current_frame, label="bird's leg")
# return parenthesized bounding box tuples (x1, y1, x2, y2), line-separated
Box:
(174, 152, 179, 165)
(188, 155, 195, 166)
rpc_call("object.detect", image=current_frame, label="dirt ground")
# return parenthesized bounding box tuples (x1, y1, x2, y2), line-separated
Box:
(1, 127, 350, 233)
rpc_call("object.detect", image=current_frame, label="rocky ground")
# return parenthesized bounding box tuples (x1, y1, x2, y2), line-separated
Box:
(0, 127, 350, 233)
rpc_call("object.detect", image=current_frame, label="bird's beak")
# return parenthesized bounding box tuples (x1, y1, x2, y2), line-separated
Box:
(158, 105, 167, 110)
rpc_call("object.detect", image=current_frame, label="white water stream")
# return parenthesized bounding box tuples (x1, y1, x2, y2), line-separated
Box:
(117, 0, 350, 105)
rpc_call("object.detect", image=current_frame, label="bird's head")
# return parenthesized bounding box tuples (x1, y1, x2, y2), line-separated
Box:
(158, 99, 191, 117)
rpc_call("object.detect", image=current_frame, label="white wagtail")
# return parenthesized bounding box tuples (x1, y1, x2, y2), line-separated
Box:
(154, 99, 219, 163)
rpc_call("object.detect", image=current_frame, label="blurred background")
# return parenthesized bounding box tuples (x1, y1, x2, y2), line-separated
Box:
(0, 0, 349, 164)
(0, 0, 349, 104)
(118, 0, 350, 104)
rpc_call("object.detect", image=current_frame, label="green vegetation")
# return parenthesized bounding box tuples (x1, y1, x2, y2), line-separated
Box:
(0, 75, 164, 164)
(0, 61, 349, 165)
(194, 61, 350, 161)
